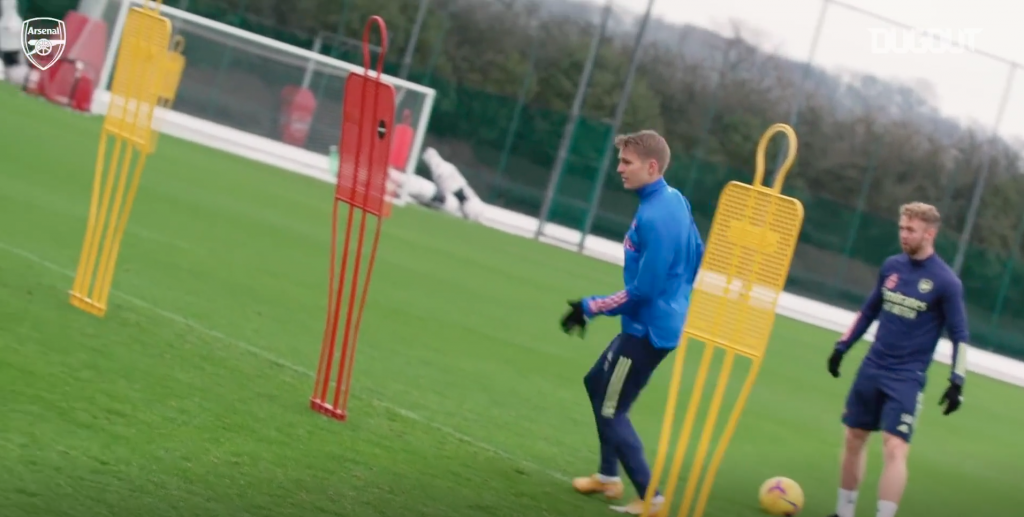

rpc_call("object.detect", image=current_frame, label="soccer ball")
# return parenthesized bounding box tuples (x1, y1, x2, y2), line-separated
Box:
(758, 476, 804, 516)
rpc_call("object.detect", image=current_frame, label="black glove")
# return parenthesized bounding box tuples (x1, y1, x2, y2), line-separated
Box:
(939, 382, 963, 416)
(560, 300, 587, 337)
(827, 347, 845, 378)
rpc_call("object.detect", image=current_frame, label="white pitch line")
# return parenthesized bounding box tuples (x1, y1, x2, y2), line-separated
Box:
(0, 241, 570, 483)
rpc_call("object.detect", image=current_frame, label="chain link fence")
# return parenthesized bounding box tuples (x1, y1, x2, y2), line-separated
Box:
(19, 0, 1024, 360)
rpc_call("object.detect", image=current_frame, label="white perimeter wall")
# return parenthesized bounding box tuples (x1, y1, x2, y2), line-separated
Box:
(90, 90, 1024, 388)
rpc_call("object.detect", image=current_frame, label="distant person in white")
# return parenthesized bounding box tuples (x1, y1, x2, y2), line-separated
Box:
(388, 147, 484, 222)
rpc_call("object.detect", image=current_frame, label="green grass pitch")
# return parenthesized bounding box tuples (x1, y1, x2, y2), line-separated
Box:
(1, 83, 1021, 516)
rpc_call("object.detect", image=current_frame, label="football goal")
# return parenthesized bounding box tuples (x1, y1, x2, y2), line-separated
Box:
(95, 0, 436, 184)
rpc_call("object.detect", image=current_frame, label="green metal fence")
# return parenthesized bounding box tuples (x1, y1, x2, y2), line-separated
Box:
(170, 0, 1024, 361)
(39, 0, 1024, 360)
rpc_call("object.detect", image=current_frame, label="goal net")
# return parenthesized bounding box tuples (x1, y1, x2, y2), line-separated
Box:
(96, 0, 436, 193)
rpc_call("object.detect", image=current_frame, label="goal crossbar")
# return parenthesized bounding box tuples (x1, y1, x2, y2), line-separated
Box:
(96, 0, 436, 188)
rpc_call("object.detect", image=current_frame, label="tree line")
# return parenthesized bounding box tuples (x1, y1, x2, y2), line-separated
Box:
(191, 0, 1024, 352)
(200, 0, 1023, 250)
(29, 0, 1024, 352)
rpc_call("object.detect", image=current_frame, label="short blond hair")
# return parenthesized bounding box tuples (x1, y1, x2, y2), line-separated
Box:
(614, 130, 670, 174)
(900, 202, 941, 227)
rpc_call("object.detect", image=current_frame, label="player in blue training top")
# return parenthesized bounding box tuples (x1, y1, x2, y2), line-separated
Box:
(824, 202, 968, 517)
(560, 130, 704, 516)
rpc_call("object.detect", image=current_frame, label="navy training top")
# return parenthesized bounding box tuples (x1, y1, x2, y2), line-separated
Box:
(836, 253, 970, 386)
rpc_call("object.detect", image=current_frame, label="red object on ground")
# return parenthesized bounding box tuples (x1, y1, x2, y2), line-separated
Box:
(310, 15, 396, 423)
(388, 109, 415, 171)
(39, 11, 107, 108)
(279, 86, 316, 147)
(69, 72, 93, 111)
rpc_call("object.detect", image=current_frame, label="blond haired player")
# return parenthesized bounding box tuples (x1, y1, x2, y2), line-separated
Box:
(561, 130, 704, 516)
(825, 202, 969, 517)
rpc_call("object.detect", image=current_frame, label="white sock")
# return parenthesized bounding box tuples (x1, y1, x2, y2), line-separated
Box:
(596, 474, 620, 483)
(876, 500, 898, 517)
(836, 489, 858, 517)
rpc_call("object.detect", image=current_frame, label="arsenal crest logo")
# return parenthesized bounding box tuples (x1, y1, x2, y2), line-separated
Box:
(21, 17, 67, 71)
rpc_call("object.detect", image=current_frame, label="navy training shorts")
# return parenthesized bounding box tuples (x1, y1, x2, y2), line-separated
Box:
(842, 363, 925, 443)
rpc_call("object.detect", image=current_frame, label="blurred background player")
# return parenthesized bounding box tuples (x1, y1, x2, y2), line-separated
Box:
(329, 119, 484, 221)
(559, 130, 704, 516)
(825, 202, 968, 517)
(387, 146, 484, 222)
(0, 0, 27, 84)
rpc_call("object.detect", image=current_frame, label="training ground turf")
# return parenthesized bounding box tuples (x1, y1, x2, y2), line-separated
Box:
(1, 84, 1022, 517)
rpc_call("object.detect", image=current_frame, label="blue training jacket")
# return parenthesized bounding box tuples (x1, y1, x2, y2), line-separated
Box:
(582, 177, 704, 350)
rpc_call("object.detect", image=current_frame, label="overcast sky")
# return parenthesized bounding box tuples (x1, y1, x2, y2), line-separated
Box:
(581, 0, 1023, 140)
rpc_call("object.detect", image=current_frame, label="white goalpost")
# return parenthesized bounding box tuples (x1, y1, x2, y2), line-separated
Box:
(95, 0, 436, 203)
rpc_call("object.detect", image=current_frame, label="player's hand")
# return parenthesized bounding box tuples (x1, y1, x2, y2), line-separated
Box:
(827, 348, 844, 378)
(560, 300, 587, 338)
(939, 382, 963, 415)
